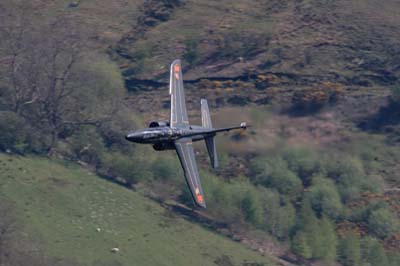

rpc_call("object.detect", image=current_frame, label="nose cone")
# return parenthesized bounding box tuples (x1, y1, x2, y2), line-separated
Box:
(125, 131, 141, 142)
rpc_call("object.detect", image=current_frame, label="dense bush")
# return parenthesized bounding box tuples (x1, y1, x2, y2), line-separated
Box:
(98, 152, 153, 186)
(261, 189, 296, 238)
(283, 146, 323, 186)
(326, 156, 381, 202)
(304, 178, 343, 219)
(250, 156, 303, 195)
(69, 127, 106, 165)
(291, 82, 344, 113)
(0, 111, 28, 153)
(339, 234, 361, 266)
(293, 201, 338, 262)
(361, 237, 389, 266)
(151, 156, 180, 182)
(367, 207, 400, 239)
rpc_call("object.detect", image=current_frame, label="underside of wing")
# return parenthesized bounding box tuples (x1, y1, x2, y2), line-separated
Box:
(170, 60, 189, 128)
(175, 138, 206, 208)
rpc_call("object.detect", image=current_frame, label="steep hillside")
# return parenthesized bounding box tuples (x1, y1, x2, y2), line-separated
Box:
(112, 0, 400, 85)
(0, 153, 277, 266)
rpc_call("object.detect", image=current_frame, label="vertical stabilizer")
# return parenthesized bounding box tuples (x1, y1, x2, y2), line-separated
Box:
(205, 137, 218, 168)
(201, 99, 212, 128)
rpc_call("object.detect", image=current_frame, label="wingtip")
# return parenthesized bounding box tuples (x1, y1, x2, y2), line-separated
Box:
(171, 59, 181, 65)
(196, 201, 207, 208)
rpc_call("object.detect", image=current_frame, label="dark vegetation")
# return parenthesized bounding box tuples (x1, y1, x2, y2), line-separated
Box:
(1, 1, 400, 266)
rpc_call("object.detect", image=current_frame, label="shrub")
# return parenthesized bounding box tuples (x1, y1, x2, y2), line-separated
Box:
(339, 234, 361, 266)
(69, 128, 106, 165)
(151, 156, 180, 182)
(291, 232, 312, 259)
(241, 189, 264, 226)
(262, 189, 296, 238)
(283, 146, 323, 186)
(99, 152, 152, 186)
(0, 111, 28, 153)
(361, 237, 389, 266)
(308, 218, 338, 261)
(326, 156, 380, 202)
(251, 156, 302, 195)
(367, 208, 399, 239)
(294, 202, 338, 262)
(305, 178, 343, 219)
(291, 82, 344, 113)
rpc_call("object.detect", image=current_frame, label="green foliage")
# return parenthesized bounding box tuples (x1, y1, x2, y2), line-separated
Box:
(151, 156, 180, 182)
(294, 202, 338, 262)
(367, 207, 399, 239)
(361, 237, 389, 266)
(99, 152, 153, 185)
(0, 154, 276, 266)
(339, 234, 361, 266)
(241, 189, 264, 226)
(69, 127, 106, 165)
(251, 156, 302, 195)
(0, 111, 28, 153)
(308, 218, 338, 261)
(283, 146, 322, 186)
(291, 232, 312, 259)
(326, 156, 380, 202)
(261, 189, 296, 238)
(305, 178, 343, 219)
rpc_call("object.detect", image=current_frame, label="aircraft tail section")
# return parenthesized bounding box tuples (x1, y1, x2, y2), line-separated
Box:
(205, 137, 218, 168)
(201, 99, 218, 168)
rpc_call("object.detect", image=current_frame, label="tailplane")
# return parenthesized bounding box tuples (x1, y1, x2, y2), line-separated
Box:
(201, 99, 218, 168)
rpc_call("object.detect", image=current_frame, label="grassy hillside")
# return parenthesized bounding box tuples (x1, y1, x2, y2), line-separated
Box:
(0, 153, 277, 266)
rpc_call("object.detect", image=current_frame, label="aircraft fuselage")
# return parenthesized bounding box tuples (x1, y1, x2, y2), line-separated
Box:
(125, 126, 215, 144)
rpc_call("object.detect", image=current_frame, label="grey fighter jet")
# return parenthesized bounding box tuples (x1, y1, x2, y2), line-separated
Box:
(125, 60, 247, 208)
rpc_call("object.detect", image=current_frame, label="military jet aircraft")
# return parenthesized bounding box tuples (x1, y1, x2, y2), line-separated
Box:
(125, 59, 247, 208)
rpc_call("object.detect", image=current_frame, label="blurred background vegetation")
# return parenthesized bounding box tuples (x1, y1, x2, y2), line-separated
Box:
(1, 0, 400, 266)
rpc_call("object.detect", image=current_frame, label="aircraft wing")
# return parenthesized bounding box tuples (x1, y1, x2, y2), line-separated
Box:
(169, 59, 189, 128)
(175, 138, 206, 208)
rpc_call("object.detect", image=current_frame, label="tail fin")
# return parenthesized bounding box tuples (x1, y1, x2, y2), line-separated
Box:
(201, 99, 212, 128)
(205, 137, 218, 168)
(201, 99, 218, 168)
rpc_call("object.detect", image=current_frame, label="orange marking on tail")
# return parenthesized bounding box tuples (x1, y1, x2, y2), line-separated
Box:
(174, 64, 180, 73)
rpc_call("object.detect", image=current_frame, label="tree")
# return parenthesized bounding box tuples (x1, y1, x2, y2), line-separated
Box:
(367, 208, 399, 239)
(305, 178, 343, 219)
(361, 237, 389, 266)
(339, 234, 361, 266)
(251, 156, 302, 195)
(241, 190, 264, 226)
(308, 218, 338, 261)
(0, 111, 27, 152)
(262, 189, 296, 238)
(291, 232, 312, 259)
(0, 2, 124, 153)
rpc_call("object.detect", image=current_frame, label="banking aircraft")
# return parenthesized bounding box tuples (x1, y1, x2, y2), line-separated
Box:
(126, 60, 247, 208)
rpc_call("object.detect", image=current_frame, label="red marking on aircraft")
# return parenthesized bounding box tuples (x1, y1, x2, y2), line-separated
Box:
(196, 193, 203, 203)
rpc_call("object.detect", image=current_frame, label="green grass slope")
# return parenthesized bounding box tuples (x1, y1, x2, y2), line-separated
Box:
(0, 153, 277, 266)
